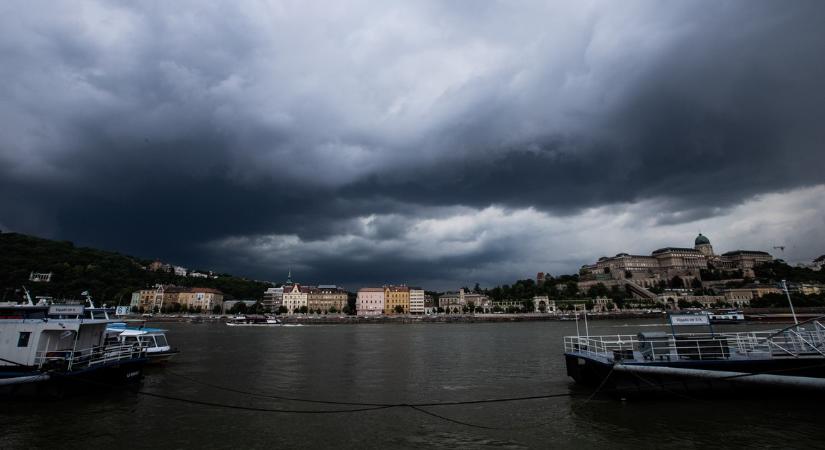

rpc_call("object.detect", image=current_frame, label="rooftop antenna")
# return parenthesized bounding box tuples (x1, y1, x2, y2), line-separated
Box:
(773, 246, 785, 253)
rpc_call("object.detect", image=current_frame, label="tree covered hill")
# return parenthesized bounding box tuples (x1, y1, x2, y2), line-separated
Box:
(0, 232, 272, 304)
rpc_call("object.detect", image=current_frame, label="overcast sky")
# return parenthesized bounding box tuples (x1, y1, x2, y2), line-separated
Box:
(1, 1, 824, 289)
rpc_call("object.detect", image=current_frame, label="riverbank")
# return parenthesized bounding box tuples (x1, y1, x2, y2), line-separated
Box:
(128, 307, 825, 325)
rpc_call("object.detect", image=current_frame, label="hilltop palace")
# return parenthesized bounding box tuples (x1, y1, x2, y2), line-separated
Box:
(578, 233, 773, 292)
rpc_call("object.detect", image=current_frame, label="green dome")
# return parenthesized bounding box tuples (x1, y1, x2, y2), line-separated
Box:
(695, 233, 710, 245)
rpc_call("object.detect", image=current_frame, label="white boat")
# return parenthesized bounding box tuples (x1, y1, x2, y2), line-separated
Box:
(0, 291, 147, 396)
(106, 323, 179, 363)
(226, 315, 283, 326)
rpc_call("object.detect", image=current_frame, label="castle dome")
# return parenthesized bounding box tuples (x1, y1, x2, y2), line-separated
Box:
(695, 233, 711, 245)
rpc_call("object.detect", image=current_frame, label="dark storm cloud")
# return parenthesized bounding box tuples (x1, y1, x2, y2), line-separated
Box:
(1, 0, 824, 287)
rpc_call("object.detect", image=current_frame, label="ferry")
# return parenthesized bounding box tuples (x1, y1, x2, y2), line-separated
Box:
(226, 315, 283, 326)
(106, 323, 179, 363)
(0, 291, 148, 396)
(563, 311, 825, 397)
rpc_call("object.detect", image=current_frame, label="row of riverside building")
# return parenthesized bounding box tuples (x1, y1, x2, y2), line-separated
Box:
(356, 286, 425, 315)
(131, 285, 224, 312)
(263, 283, 426, 315)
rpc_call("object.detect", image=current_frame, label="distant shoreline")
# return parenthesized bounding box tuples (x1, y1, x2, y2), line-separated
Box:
(136, 308, 825, 325)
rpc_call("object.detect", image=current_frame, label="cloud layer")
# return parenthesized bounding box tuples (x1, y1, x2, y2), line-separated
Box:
(1, 1, 824, 289)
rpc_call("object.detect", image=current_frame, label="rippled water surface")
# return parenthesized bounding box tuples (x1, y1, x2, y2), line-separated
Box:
(2, 320, 822, 449)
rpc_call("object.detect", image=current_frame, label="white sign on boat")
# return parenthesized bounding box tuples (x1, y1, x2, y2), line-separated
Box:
(669, 313, 710, 326)
(48, 305, 85, 315)
(115, 306, 131, 316)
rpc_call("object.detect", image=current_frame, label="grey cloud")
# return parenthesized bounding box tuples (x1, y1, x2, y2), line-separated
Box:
(1, 0, 824, 287)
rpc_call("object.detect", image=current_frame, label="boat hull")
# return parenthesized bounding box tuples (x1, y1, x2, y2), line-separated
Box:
(565, 353, 825, 397)
(0, 357, 147, 398)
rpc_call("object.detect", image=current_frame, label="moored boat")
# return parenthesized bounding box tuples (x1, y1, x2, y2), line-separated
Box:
(563, 311, 825, 397)
(0, 293, 148, 397)
(106, 322, 179, 363)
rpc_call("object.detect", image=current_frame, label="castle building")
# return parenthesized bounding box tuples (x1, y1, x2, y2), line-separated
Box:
(579, 233, 773, 293)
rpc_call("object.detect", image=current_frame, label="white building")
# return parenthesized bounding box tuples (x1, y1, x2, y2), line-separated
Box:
(409, 288, 425, 314)
(173, 266, 188, 277)
(263, 287, 284, 312)
(282, 284, 309, 314)
(357, 288, 385, 316)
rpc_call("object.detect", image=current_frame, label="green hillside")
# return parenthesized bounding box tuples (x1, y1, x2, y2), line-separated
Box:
(0, 232, 272, 305)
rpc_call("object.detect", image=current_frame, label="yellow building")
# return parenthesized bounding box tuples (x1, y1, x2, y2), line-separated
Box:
(384, 286, 410, 314)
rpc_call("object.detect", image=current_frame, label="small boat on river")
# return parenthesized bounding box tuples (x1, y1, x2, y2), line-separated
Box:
(106, 323, 179, 364)
(226, 315, 283, 326)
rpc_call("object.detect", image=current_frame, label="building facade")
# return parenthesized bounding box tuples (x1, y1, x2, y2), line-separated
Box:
(308, 285, 348, 312)
(384, 286, 410, 314)
(579, 233, 773, 293)
(282, 284, 310, 314)
(130, 285, 223, 312)
(262, 287, 284, 312)
(175, 288, 224, 311)
(357, 288, 385, 316)
(409, 288, 425, 314)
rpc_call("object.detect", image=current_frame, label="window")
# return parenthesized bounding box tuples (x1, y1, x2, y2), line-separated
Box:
(18, 332, 31, 347)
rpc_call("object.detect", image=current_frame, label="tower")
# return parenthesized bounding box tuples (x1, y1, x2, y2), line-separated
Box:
(694, 233, 714, 257)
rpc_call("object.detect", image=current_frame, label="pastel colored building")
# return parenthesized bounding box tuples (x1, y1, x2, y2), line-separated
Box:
(357, 288, 385, 316)
(384, 285, 410, 314)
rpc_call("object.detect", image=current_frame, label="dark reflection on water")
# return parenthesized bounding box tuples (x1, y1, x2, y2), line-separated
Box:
(2, 320, 821, 449)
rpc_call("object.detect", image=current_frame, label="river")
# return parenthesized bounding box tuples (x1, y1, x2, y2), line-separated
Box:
(2, 319, 821, 448)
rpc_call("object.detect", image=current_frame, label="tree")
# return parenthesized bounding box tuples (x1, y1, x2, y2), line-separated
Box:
(587, 283, 609, 298)
(473, 283, 482, 294)
(212, 304, 222, 314)
(521, 299, 534, 312)
(329, 306, 338, 314)
(393, 305, 404, 314)
(299, 306, 308, 314)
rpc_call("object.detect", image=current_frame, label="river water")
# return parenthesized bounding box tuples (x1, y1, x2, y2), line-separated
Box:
(2, 319, 822, 449)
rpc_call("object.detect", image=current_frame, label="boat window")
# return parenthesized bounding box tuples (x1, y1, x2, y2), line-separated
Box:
(124, 336, 139, 344)
(17, 332, 31, 347)
(155, 335, 168, 347)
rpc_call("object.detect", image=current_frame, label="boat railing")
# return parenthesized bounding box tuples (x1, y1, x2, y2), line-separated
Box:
(34, 343, 146, 372)
(564, 325, 825, 362)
